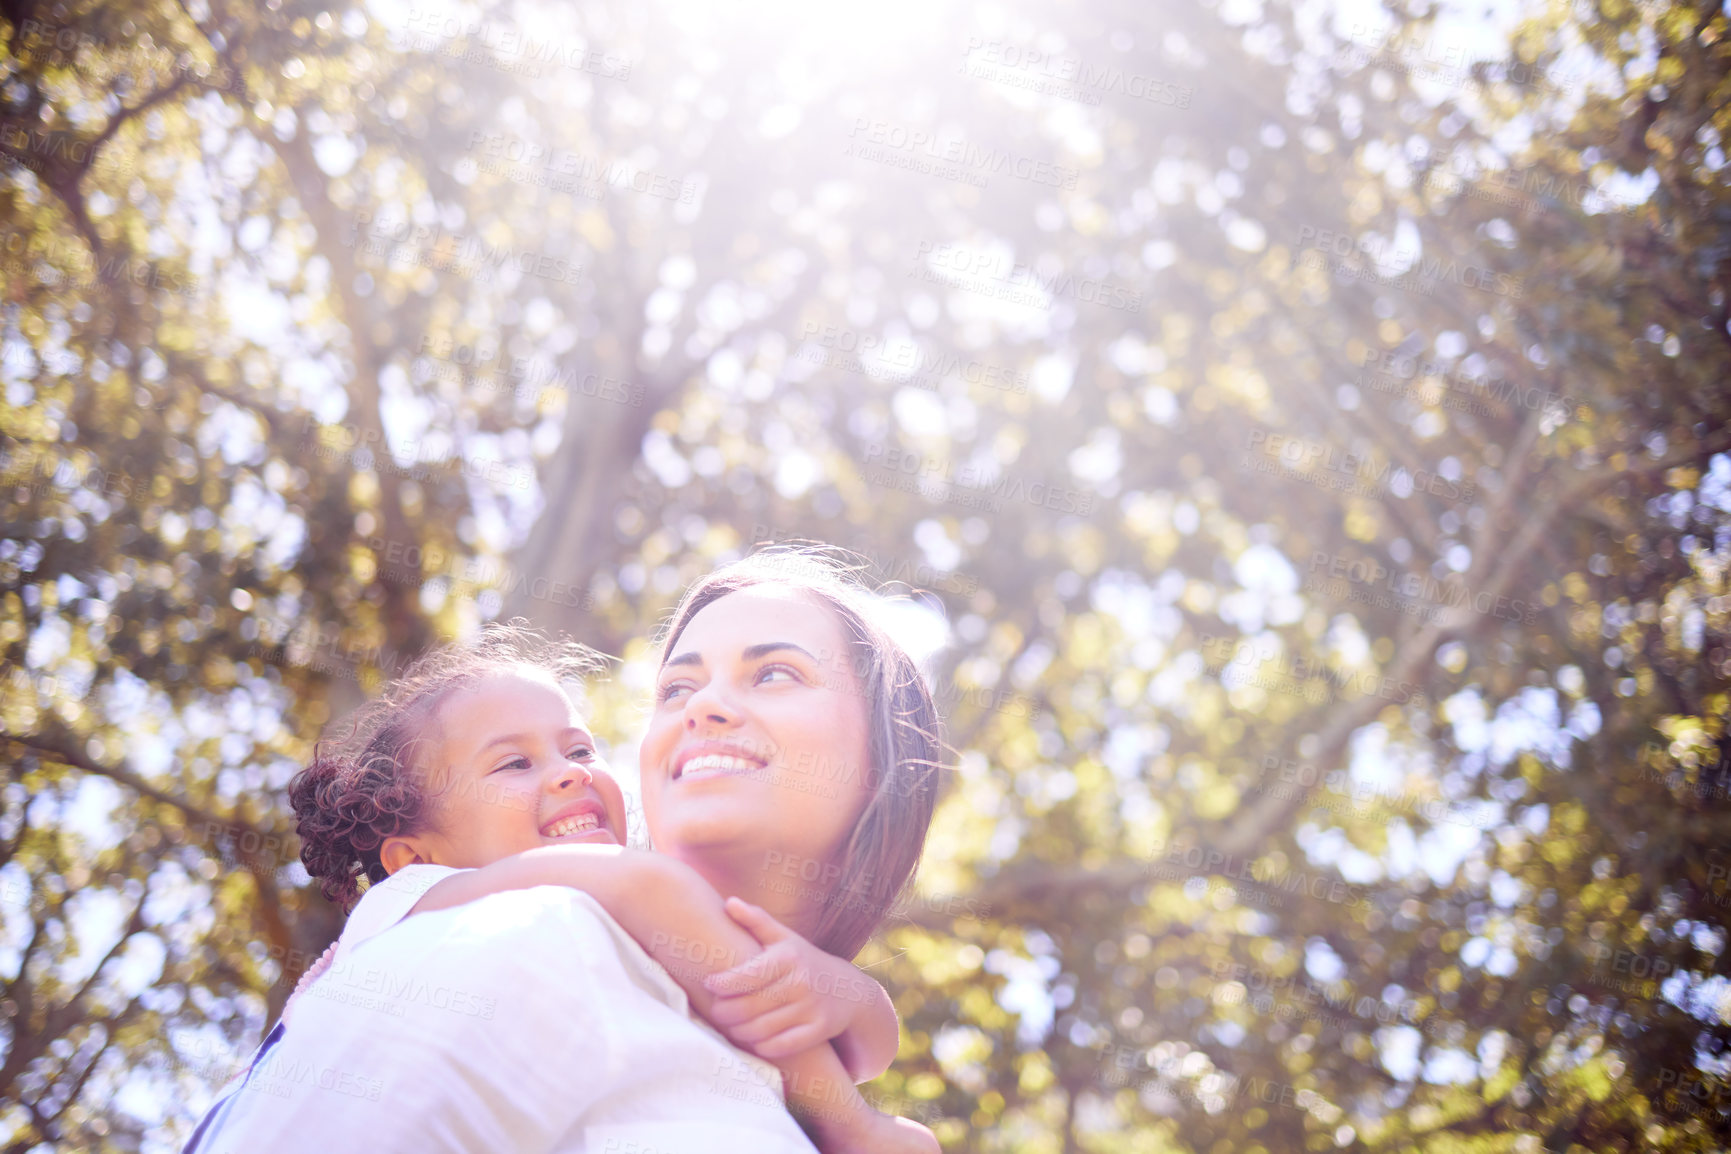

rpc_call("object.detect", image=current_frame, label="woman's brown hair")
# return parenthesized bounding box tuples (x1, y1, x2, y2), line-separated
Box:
(656, 547, 945, 959)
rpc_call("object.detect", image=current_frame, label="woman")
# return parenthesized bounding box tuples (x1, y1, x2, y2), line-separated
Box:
(639, 548, 944, 964)
(187, 549, 946, 1152)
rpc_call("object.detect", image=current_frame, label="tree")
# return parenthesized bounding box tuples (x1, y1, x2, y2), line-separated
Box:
(2, 0, 1728, 1149)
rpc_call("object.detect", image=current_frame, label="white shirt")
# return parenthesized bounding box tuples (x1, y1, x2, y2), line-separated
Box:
(187, 865, 820, 1154)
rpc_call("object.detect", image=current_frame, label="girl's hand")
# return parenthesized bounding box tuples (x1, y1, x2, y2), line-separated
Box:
(702, 897, 876, 1060)
(789, 1077, 942, 1154)
(874, 1115, 942, 1154)
(817, 1111, 942, 1154)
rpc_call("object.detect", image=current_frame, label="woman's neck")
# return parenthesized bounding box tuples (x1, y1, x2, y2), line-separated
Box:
(672, 845, 826, 943)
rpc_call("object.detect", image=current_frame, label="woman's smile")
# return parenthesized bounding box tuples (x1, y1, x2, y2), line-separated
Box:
(640, 585, 876, 921)
(672, 739, 773, 782)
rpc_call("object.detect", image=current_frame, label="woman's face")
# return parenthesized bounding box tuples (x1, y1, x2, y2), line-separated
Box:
(640, 585, 876, 888)
(385, 669, 628, 872)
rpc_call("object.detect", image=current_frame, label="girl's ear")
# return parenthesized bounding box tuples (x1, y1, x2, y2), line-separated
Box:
(379, 835, 437, 875)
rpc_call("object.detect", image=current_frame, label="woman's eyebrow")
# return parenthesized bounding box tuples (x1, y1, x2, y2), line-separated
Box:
(742, 641, 817, 662)
(664, 641, 818, 668)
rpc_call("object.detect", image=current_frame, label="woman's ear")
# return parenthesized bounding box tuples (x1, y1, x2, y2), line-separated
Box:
(379, 835, 436, 875)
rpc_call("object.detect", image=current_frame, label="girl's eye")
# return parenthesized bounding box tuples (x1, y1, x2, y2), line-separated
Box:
(566, 746, 594, 762)
(491, 755, 533, 774)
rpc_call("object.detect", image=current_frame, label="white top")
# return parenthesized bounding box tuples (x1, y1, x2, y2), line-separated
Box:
(191, 865, 820, 1154)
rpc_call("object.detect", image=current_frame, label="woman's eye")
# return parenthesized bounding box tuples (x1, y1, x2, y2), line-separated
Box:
(657, 682, 692, 703)
(757, 664, 800, 685)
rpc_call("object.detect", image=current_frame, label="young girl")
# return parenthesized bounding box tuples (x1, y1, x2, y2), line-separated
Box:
(194, 598, 940, 1152)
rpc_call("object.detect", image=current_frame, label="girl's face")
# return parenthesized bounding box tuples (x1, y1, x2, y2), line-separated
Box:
(385, 669, 628, 871)
(640, 586, 875, 885)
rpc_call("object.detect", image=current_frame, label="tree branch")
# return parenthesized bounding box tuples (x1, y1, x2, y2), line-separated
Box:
(165, 354, 294, 440)
(2, 731, 261, 836)
(83, 73, 198, 164)
(944, 424, 1731, 902)
(1213, 397, 1696, 858)
(268, 119, 423, 655)
(42, 893, 147, 1044)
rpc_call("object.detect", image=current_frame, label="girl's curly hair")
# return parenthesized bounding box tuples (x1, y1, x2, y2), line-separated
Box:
(287, 620, 603, 909)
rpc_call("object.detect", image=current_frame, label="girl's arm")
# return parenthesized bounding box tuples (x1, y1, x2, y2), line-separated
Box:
(704, 896, 901, 1083)
(406, 845, 934, 1154)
